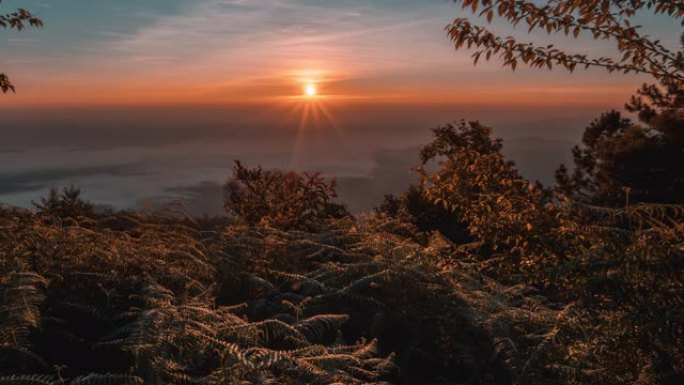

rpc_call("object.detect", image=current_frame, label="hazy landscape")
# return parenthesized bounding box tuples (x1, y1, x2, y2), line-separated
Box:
(1, 1, 682, 384)
(0, 104, 596, 213)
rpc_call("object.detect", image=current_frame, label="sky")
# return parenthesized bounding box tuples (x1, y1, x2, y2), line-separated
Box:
(2, 0, 679, 106)
(0, 0, 681, 213)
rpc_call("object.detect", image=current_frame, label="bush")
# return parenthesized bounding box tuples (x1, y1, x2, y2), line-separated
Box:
(408, 121, 558, 256)
(223, 161, 349, 231)
(32, 185, 94, 219)
(377, 185, 472, 245)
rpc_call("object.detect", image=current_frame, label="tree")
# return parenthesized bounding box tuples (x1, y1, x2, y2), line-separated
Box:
(0, 0, 43, 93)
(555, 97, 684, 206)
(447, 0, 683, 83)
(447, 0, 684, 206)
(555, 41, 684, 206)
(32, 185, 95, 218)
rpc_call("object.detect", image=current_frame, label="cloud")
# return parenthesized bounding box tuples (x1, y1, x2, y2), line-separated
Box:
(502, 137, 576, 185)
(154, 145, 421, 217)
(335, 136, 579, 213)
(162, 181, 225, 217)
(336, 146, 421, 213)
(9, 0, 464, 104)
(0, 164, 143, 195)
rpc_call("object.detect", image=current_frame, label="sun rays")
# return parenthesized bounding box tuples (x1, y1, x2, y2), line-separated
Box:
(282, 81, 348, 167)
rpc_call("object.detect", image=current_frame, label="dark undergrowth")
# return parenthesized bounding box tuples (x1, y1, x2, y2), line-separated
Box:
(1, 200, 682, 385)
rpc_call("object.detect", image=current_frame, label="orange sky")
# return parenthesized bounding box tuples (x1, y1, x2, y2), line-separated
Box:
(2, 0, 678, 109)
(1, 70, 643, 108)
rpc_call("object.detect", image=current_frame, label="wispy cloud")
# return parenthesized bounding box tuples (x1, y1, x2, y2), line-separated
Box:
(2, 0, 674, 106)
(0, 163, 143, 195)
(44, 0, 462, 101)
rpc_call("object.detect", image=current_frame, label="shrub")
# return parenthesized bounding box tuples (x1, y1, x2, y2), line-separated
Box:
(32, 185, 94, 219)
(223, 161, 349, 231)
(415, 121, 558, 256)
(377, 185, 472, 245)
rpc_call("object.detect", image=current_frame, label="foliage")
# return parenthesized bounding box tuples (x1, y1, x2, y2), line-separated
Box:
(447, 0, 684, 208)
(377, 185, 472, 245)
(447, 0, 683, 83)
(416, 121, 558, 256)
(224, 161, 349, 232)
(0, 0, 43, 93)
(555, 76, 684, 206)
(377, 121, 553, 250)
(3, 183, 682, 384)
(398, 121, 684, 384)
(0, 207, 396, 384)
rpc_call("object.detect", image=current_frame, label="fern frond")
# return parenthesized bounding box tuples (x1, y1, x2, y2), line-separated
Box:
(0, 344, 50, 371)
(0, 375, 55, 385)
(0, 269, 47, 349)
(244, 275, 278, 298)
(272, 271, 330, 295)
(69, 374, 143, 385)
(295, 314, 349, 343)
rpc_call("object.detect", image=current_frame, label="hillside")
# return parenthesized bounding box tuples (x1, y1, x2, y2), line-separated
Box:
(1, 186, 682, 384)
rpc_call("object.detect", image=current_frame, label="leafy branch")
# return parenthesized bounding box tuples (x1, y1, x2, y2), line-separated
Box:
(0, 0, 43, 93)
(447, 0, 684, 83)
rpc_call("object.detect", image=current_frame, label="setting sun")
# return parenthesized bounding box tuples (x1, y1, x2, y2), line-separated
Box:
(305, 84, 317, 97)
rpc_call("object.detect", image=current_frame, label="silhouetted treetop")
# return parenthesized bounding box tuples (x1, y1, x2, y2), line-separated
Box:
(555, 83, 684, 206)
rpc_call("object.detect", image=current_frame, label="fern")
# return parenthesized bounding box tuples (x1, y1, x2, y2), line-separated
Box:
(1, 190, 681, 384)
(69, 374, 143, 385)
(295, 314, 349, 343)
(0, 375, 55, 385)
(0, 268, 47, 350)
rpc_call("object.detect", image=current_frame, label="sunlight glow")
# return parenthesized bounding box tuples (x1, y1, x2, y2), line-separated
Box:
(284, 79, 349, 168)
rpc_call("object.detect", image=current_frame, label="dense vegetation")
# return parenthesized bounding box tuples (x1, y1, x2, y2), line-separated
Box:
(1, 117, 682, 384)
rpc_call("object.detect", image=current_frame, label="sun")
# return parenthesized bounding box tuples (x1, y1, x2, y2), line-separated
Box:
(305, 84, 317, 97)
